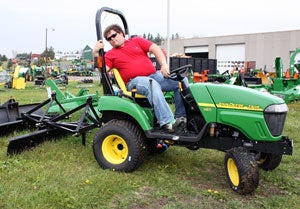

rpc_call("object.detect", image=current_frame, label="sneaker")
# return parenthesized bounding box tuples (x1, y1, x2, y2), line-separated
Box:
(163, 119, 184, 133)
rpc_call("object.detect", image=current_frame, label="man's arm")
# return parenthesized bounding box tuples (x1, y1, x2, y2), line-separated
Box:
(149, 43, 169, 77)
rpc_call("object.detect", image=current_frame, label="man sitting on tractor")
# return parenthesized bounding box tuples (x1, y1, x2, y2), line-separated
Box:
(93, 24, 187, 132)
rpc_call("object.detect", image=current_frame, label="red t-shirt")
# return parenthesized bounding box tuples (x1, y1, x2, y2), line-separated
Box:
(105, 37, 156, 84)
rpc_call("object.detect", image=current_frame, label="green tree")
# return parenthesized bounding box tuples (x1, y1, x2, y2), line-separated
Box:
(15, 53, 31, 66)
(16, 53, 31, 61)
(141, 32, 182, 45)
(41, 46, 55, 65)
(146, 33, 153, 42)
(0, 54, 8, 62)
(153, 33, 164, 45)
(7, 59, 13, 69)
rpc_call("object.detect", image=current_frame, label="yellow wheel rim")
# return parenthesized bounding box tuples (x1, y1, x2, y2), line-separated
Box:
(227, 158, 239, 186)
(102, 135, 128, 164)
(257, 154, 267, 165)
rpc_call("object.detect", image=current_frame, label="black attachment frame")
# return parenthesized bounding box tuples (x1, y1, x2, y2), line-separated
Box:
(7, 92, 101, 155)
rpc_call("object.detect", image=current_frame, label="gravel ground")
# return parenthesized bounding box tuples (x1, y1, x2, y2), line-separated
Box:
(68, 75, 100, 82)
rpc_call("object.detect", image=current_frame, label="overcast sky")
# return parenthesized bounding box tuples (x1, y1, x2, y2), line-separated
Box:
(1, 0, 300, 58)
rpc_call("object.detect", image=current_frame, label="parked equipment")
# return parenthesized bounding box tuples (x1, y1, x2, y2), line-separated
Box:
(206, 52, 300, 104)
(45, 79, 99, 113)
(269, 49, 300, 103)
(0, 98, 43, 136)
(4, 7, 293, 195)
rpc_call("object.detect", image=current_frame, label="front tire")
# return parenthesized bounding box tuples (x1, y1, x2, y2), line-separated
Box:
(93, 120, 147, 172)
(225, 147, 259, 195)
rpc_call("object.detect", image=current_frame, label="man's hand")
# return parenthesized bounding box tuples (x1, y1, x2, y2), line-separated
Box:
(93, 40, 104, 57)
(160, 63, 170, 77)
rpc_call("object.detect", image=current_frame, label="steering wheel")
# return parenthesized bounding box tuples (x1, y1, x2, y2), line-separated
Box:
(169, 64, 192, 81)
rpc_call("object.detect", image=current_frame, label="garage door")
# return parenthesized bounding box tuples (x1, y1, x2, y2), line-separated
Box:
(216, 44, 245, 73)
(185, 46, 208, 58)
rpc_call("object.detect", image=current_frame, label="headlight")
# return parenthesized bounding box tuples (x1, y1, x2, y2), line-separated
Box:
(265, 103, 288, 113)
(264, 103, 288, 136)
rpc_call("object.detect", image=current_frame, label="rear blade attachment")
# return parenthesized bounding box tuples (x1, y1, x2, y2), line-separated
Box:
(0, 98, 42, 136)
(6, 92, 101, 155)
(7, 128, 67, 155)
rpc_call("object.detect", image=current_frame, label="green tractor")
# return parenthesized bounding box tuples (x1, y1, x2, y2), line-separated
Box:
(223, 49, 300, 103)
(4, 7, 293, 195)
(269, 49, 300, 103)
(92, 7, 292, 195)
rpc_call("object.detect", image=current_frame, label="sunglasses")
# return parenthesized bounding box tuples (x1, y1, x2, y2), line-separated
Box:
(106, 32, 118, 41)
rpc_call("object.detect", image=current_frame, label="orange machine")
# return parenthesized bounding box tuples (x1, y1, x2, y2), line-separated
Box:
(193, 70, 209, 83)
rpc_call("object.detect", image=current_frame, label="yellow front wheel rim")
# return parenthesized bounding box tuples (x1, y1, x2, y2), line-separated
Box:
(227, 158, 239, 186)
(257, 154, 267, 165)
(102, 135, 128, 164)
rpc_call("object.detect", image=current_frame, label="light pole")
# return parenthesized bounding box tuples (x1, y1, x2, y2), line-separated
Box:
(45, 27, 55, 65)
(167, 0, 170, 66)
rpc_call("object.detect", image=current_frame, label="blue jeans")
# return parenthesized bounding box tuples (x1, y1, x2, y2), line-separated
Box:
(127, 71, 187, 126)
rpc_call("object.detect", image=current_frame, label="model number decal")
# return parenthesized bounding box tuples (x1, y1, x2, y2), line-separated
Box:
(198, 102, 262, 111)
(216, 102, 263, 111)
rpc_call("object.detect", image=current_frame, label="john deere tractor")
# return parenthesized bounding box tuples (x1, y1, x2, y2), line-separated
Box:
(92, 7, 292, 195)
(4, 7, 293, 195)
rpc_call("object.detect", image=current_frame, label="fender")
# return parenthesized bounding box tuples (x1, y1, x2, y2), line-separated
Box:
(97, 96, 152, 130)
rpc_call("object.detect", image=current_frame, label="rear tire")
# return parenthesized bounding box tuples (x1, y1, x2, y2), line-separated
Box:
(93, 120, 147, 172)
(225, 147, 259, 195)
(257, 153, 282, 171)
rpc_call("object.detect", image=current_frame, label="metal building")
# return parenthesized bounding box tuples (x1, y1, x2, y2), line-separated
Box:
(162, 29, 300, 73)
(82, 45, 93, 61)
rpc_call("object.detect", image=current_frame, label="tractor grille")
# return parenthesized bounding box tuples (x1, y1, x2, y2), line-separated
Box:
(264, 112, 287, 136)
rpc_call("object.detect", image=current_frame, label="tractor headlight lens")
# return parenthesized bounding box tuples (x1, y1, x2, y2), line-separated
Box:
(265, 103, 288, 113)
(264, 103, 288, 136)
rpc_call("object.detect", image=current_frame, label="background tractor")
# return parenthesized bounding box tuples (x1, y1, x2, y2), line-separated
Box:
(212, 49, 300, 103)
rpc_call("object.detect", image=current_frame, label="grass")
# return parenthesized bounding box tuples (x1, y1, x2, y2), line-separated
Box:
(0, 80, 299, 209)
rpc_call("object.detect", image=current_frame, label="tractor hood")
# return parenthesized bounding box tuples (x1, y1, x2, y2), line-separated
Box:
(190, 83, 288, 141)
(190, 83, 285, 112)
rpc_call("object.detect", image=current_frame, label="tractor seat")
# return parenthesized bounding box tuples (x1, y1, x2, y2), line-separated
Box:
(112, 68, 146, 98)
